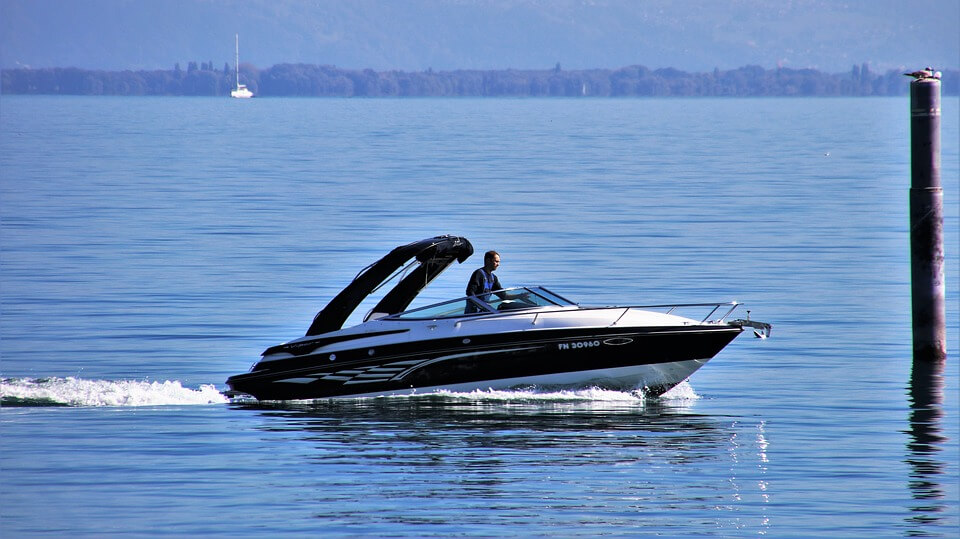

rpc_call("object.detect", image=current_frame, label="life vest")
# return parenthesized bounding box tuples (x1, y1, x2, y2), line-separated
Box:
(480, 270, 495, 293)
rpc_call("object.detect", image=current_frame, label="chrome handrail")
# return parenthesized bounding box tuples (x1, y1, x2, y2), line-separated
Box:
(450, 301, 745, 327)
(383, 285, 749, 327)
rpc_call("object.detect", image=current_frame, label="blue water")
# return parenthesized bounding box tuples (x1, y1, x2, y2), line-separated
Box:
(1, 95, 957, 537)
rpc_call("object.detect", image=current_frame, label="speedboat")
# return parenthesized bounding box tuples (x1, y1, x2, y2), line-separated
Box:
(225, 235, 770, 401)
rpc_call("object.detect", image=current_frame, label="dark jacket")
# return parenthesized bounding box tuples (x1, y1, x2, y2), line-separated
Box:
(466, 268, 502, 297)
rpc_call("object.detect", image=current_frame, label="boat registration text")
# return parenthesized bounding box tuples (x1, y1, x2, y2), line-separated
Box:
(558, 340, 601, 350)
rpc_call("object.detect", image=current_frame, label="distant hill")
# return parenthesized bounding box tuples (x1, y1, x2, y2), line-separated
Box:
(1, 0, 957, 74)
(4, 63, 957, 97)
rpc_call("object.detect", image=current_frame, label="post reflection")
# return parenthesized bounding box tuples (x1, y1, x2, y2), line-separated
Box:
(904, 358, 948, 534)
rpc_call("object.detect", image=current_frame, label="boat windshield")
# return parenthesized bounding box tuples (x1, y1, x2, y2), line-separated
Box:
(387, 286, 574, 320)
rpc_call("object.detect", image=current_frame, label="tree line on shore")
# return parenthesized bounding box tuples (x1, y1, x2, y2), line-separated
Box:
(2, 62, 956, 97)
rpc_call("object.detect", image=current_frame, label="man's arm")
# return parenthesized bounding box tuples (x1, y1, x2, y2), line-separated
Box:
(465, 269, 482, 296)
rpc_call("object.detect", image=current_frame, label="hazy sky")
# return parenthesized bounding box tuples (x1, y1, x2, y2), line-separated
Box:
(2, 0, 958, 73)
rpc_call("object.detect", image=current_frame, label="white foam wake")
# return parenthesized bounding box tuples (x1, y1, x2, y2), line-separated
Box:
(0, 377, 228, 407)
(368, 380, 700, 403)
(660, 380, 701, 400)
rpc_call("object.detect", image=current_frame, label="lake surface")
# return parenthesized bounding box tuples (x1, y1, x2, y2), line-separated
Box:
(1, 95, 957, 537)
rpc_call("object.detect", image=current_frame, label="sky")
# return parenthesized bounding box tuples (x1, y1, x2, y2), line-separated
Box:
(1, 0, 958, 73)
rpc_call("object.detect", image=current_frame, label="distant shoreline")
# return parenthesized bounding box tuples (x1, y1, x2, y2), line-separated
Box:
(2, 64, 956, 97)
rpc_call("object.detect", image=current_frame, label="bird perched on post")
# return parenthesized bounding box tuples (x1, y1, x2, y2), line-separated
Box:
(904, 67, 941, 80)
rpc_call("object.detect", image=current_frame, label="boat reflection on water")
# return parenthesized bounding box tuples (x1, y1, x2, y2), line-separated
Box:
(232, 386, 713, 435)
(233, 389, 735, 478)
(905, 359, 950, 534)
(229, 387, 772, 536)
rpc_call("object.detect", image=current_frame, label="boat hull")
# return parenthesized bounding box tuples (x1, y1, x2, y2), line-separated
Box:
(226, 325, 743, 400)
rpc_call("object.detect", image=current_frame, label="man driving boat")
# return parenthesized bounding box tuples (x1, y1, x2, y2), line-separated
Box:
(466, 250, 502, 298)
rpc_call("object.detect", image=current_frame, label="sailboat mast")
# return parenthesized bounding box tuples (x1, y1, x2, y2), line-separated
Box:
(230, 33, 253, 97)
(235, 34, 240, 87)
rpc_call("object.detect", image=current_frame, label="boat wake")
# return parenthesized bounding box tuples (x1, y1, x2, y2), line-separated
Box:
(233, 380, 701, 407)
(396, 381, 700, 402)
(0, 377, 228, 407)
(1, 376, 698, 408)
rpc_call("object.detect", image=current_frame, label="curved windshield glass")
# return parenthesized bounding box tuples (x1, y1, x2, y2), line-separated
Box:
(386, 287, 574, 320)
(389, 298, 489, 319)
(476, 287, 566, 312)
(527, 286, 575, 306)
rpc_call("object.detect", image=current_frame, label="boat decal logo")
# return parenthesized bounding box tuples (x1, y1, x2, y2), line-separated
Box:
(391, 347, 540, 381)
(273, 377, 319, 384)
(276, 346, 541, 386)
(602, 337, 634, 346)
(275, 365, 408, 386)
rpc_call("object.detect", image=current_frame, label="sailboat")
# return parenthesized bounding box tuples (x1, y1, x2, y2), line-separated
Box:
(231, 34, 254, 98)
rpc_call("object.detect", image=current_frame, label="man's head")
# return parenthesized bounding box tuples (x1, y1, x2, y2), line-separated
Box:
(484, 250, 500, 272)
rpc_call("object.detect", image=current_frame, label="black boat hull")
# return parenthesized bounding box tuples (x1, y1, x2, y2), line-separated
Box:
(226, 325, 743, 400)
